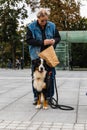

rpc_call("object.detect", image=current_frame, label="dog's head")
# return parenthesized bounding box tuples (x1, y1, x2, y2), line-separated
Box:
(33, 58, 46, 73)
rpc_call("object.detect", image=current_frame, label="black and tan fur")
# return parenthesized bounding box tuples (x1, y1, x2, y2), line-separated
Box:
(33, 58, 48, 109)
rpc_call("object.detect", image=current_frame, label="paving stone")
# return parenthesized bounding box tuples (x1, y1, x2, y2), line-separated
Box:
(16, 126, 28, 130)
(62, 123, 74, 129)
(38, 128, 50, 130)
(62, 128, 74, 130)
(50, 128, 61, 130)
(51, 125, 62, 128)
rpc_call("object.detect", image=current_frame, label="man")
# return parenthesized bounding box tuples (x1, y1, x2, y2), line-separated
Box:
(26, 8, 61, 105)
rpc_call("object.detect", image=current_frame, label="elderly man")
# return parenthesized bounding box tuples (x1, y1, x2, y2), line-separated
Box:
(26, 8, 61, 105)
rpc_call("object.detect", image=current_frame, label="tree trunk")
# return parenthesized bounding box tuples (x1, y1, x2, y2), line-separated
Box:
(11, 42, 16, 68)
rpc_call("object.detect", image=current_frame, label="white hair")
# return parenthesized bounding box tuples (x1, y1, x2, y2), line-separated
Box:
(37, 8, 50, 18)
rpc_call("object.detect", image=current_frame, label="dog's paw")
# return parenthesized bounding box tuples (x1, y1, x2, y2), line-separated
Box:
(43, 106, 48, 110)
(36, 104, 42, 109)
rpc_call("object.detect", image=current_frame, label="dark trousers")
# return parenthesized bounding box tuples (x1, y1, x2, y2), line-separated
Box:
(31, 63, 56, 100)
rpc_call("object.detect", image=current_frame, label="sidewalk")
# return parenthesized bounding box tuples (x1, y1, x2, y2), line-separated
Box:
(0, 69, 87, 130)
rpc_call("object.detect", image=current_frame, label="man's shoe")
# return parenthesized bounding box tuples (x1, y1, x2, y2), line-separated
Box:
(33, 100, 37, 105)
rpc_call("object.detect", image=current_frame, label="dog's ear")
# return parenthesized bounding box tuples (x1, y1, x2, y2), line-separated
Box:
(33, 58, 40, 71)
(43, 60, 46, 66)
(32, 58, 40, 65)
(36, 58, 40, 64)
(43, 60, 50, 71)
(33, 65, 36, 72)
(43, 60, 47, 69)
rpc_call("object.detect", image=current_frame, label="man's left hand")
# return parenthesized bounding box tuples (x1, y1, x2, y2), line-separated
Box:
(50, 39, 55, 45)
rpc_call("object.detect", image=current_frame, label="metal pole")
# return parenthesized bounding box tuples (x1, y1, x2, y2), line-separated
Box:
(22, 42, 24, 60)
(1, 45, 3, 68)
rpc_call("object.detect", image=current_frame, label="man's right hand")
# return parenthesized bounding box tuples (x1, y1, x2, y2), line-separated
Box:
(44, 39, 55, 45)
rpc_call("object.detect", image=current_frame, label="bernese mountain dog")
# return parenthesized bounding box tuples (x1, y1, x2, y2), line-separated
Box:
(33, 58, 48, 109)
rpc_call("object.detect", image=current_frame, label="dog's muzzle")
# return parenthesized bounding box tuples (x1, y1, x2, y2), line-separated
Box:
(39, 67, 44, 72)
(39, 66, 45, 72)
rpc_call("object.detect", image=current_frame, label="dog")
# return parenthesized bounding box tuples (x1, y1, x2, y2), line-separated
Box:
(33, 58, 48, 109)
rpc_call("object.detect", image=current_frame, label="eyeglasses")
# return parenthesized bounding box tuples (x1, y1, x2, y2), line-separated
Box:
(40, 20, 47, 23)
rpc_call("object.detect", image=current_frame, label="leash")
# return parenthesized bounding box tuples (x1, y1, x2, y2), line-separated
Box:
(48, 75, 74, 110)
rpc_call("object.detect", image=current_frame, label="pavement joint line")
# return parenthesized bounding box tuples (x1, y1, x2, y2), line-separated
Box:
(0, 120, 87, 130)
(1, 77, 87, 80)
(29, 109, 41, 122)
(0, 91, 31, 112)
(0, 85, 24, 96)
(0, 82, 32, 96)
(75, 80, 81, 124)
(0, 77, 32, 80)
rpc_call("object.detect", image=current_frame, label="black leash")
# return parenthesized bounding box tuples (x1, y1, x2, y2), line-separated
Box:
(48, 76, 74, 110)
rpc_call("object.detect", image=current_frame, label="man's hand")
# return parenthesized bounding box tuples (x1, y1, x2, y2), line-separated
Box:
(44, 39, 55, 45)
(50, 39, 55, 45)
